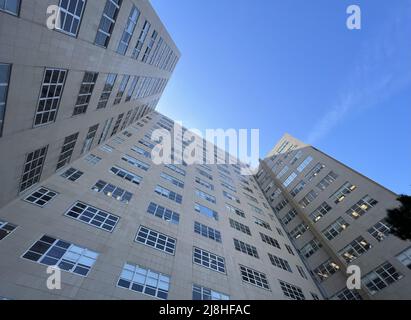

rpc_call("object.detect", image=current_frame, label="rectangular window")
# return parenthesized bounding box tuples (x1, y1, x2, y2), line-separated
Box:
(301, 238, 322, 258)
(97, 74, 117, 109)
(396, 247, 411, 269)
(24, 187, 58, 207)
(139, 139, 155, 149)
(0, 0, 20, 15)
(290, 222, 309, 239)
(362, 262, 402, 295)
(239, 265, 270, 290)
(285, 244, 295, 255)
(195, 177, 214, 191)
(309, 202, 332, 222)
(229, 218, 251, 236)
(155, 185, 182, 204)
(279, 280, 305, 300)
(161, 172, 184, 188)
(131, 146, 151, 159)
(84, 154, 101, 165)
(192, 284, 229, 300)
(110, 113, 124, 136)
(226, 203, 245, 218)
(56, 0, 85, 37)
(196, 189, 216, 204)
(313, 260, 340, 282)
(125, 76, 138, 102)
(147, 202, 180, 225)
(95, 0, 122, 47)
(132, 20, 150, 59)
(221, 181, 236, 193)
(60, 167, 83, 181)
(346, 195, 378, 219)
(276, 166, 289, 179)
(193, 247, 226, 273)
(195, 203, 219, 221)
(260, 233, 281, 249)
(117, 6, 140, 55)
(135, 226, 176, 254)
(97, 117, 113, 144)
(92, 180, 133, 203)
(330, 182, 356, 204)
(299, 190, 318, 208)
(283, 172, 297, 187)
(367, 219, 391, 242)
(223, 191, 240, 204)
(81, 124, 99, 154)
(333, 288, 362, 300)
(297, 265, 308, 279)
(117, 262, 170, 300)
(339, 236, 372, 263)
(121, 154, 150, 171)
(297, 156, 313, 172)
(316, 171, 338, 191)
(268, 253, 291, 272)
(290, 150, 303, 165)
(56, 132, 79, 170)
(254, 217, 271, 230)
(322, 217, 350, 241)
(34, 68, 67, 126)
(110, 166, 142, 185)
(249, 203, 264, 215)
(113, 74, 129, 105)
(65, 201, 119, 232)
(0, 220, 17, 241)
(20, 146, 48, 192)
(290, 180, 305, 197)
(0, 63, 11, 136)
(142, 30, 158, 62)
(281, 209, 297, 225)
(305, 163, 325, 182)
(73, 72, 98, 115)
(22, 235, 98, 276)
(194, 221, 221, 243)
(197, 168, 213, 180)
(244, 193, 258, 203)
(234, 239, 259, 258)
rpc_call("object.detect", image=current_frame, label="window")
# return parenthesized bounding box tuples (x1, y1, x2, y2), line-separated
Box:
(273, 198, 288, 213)
(117, 262, 170, 300)
(299, 190, 318, 208)
(95, 0, 122, 47)
(368, 219, 391, 242)
(297, 156, 313, 172)
(311, 293, 320, 300)
(110, 113, 124, 136)
(339, 236, 372, 263)
(117, 6, 140, 55)
(305, 163, 325, 182)
(276, 166, 289, 179)
(194, 221, 221, 243)
(193, 247, 226, 273)
(290, 180, 305, 197)
(316, 171, 338, 191)
(196, 189, 216, 204)
(34, 68, 67, 126)
(160, 172, 184, 188)
(279, 280, 305, 300)
(147, 202, 180, 225)
(268, 254, 291, 272)
(244, 193, 258, 203)
(97, 117, 113, 144)
(81, 124, 99, 154)
(396, 247, 411, 269)
(234, 239, 259, 258)
(285, 244, 295, 255)
(330, 182, 356, 204)
(283, 172, 297, 187)
(22, 235, 98, 276)
(195, 177, 214, 191)
(221, 181, 236, 193)
(155, 185, 182, 204)
(290, 222, 309, 239)
(248, 203, 263, 215)
(192, 284, 229, 300)
(239, 265, 270, 290)
(309, 202, 332, 222)
(125, 76, 139, 102)
(56, 0, 85, 36)
(110, 166, 142, 185)
(363, 262, 402, 295)
(132, 20, 150, 59)
(254, 217, 271, 230)
(142, 30, 158, 62)
(322, 217, 350, 240)
(197, 168, 213, 180)
(0, 220, 17, 241)
(56, 133, 78, 170)
(313, 260, 340, 281)
(260, 233, 281, 249)
(229, 219, 251, 236)
(223, 191, 240, 204)
(20, 146, 48, 192)
(281, 209, 297, 225)
(297, 265, 308, 279)
(131, 146, 151, 159)
(100, 144, 113, 153)
(226, 203, 245, 218)
(61, 167, 83, 181)
(73, 72, 98, 115)
(135, 226, 176, 254)
(346, 195, 378, 219)
(0, 63, 11, 136)
(333, 288, 362, 300)
(121, 154, 150, 171)
(0, 0, 20, 15)
(97, 74, 117, 109)
(65, 201, 119, 232)
(300, 238, 322, 258)
(290, 150, 303, 165)
(139, 139, 155, 149)
(84, 154, 101, 165)
(92, 180, 133, 203)
(195, 203, 218, 221)
(113, 74, 129, 105)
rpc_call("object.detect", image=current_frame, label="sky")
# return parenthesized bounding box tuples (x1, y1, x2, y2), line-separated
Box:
(150, 0, 411, 195)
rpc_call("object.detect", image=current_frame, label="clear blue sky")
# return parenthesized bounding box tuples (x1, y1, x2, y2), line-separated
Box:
(151, 0, 411, 195)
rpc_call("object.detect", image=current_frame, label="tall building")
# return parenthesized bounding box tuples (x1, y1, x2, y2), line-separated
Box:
(0, 112, 324, 300)
(0, 0, 180, 208)
(256, 134, 411, 299)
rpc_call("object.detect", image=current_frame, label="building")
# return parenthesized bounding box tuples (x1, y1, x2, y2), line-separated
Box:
(256, 133, 411, 299)
(0, 112, 324, 300)
(0, 0, 180, 208)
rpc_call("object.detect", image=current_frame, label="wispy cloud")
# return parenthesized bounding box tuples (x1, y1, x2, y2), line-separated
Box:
(306, 3, 411, 144)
